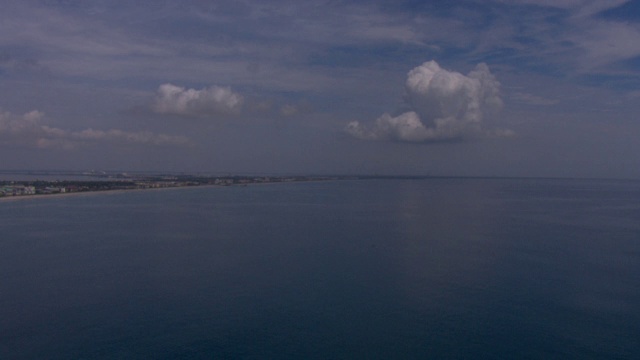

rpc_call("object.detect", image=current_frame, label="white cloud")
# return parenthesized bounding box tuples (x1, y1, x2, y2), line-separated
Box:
(153, 83, 243, 117)
(496, 0, 629, 16)
(0, 109, 191, 149)
(0, 110, 45, 135)
(347, 60, 510, 143)
(406, 61, 503, 124)
(570, 21, 640, 71)
(347, 112, 444, 142)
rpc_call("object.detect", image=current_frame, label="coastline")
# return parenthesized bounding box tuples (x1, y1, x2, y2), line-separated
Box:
(0, 184, 218, 203)
(0, 179, 336, 203)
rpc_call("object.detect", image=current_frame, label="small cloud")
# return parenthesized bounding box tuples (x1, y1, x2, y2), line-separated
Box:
(347, 60, 510, 143)
(153, 83, 243, 117)
(0, 109, 191, 149)
(280, 104, 298, 117)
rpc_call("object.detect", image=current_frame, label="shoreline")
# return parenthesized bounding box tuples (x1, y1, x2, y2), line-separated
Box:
(0, 179, 337, 203)
(0, 184, 222, 203)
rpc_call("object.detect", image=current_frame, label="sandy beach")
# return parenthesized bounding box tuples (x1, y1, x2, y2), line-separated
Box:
(0, 185, 210, 203)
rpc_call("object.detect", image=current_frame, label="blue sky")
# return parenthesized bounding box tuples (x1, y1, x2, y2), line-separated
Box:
(1, 0, 640, 177)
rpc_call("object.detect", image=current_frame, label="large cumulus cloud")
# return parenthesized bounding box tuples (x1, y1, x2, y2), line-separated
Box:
(153, 83, 243, 117)
(346, 60, 512, 142)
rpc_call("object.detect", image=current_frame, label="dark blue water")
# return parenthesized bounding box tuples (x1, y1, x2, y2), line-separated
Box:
(1, 179, 639, 359)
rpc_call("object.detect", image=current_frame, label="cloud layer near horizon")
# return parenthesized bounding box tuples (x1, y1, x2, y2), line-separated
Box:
(346, 60, 512, 143)
(0, 109, 191, 149)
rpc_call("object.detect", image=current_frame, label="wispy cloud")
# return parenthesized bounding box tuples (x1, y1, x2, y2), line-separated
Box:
(484, 0, 640, 73)
(498, 0, 630, 17)
(569, 20, 640, 71)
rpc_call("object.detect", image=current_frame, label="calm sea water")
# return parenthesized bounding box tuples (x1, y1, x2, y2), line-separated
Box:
(1, 178, 639, 359)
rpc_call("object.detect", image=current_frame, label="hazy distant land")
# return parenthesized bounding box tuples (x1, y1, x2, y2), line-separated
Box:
(0, 171, 347, 200)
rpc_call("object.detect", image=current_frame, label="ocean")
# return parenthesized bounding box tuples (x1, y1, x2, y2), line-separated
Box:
(1, 178, 639, 359)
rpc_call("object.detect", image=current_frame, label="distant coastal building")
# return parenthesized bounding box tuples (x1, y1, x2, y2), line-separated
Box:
(0, 185, 36, 196)
(42, 187, 66, 194)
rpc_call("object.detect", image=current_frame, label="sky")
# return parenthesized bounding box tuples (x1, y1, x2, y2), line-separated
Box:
(2, 0, 640, 178)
